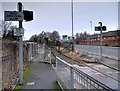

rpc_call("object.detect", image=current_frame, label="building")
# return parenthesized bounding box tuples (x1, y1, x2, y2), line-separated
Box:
(74, 30, 120, 46)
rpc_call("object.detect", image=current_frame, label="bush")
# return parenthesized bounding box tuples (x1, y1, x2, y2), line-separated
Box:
(113, 45, 120, 47)
(105, 44, 109, 46)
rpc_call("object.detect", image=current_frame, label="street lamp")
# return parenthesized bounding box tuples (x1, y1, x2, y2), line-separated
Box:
(90, 21, 92, 46)
(71, 0, 74, 51)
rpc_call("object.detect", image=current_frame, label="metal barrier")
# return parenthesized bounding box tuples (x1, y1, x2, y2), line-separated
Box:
(40, 44, 51, 64)
(75, 45, 119, 60)
(28, 42, 39, 61)
(55, 56, 113, 90)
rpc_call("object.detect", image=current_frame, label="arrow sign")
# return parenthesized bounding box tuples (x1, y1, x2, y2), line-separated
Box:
(4, 11, 24, 21)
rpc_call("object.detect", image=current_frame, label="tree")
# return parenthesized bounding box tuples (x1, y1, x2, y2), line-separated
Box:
(29, 34, 38, 42)
(6, 25, 18, 40)
(49, 30, 59, 46)
(0, 20, 12, 38)
(29, 30, 60, 46)
(75, 31, 89, 42)
(50, 30, 59, 41)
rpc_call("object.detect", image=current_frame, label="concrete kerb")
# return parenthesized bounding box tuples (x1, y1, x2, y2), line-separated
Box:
(65, 51, 120, 71)
(61, 48, 120, 71)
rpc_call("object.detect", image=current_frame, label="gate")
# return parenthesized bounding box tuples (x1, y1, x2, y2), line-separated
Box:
(40, 44, 51, 64)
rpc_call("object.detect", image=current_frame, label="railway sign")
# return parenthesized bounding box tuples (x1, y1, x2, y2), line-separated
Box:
(95, 26, 106, 31)
(4, 11, 24, 21)
(14, 28, 24, 36)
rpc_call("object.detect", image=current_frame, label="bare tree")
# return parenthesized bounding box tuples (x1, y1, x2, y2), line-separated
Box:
(0, 20, 12, 38)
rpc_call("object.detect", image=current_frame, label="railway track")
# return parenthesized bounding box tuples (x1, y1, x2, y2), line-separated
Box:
(51, 47, 120, 83)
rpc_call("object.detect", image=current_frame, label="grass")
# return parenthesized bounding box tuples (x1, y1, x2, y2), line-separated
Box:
(14, 63, 32, 90)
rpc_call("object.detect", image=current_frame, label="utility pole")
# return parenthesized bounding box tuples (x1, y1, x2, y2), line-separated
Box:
(18, 2, 23, 85)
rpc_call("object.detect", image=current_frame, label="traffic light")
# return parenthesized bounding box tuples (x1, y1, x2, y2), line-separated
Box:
(23, 10, 33, 22)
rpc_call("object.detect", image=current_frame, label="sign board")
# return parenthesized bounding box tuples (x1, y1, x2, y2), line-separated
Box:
(68, 36, 71, 40)
(14, 28, 24, 36)
(95, 26, 101, 31)
(62, 35, 67, 39)
(4, 11, 24, 21)
(102, 26, 107, 31)
(95, 26, 106, 31)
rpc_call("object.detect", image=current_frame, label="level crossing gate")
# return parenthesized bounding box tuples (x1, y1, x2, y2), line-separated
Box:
(40, 44, 51, 64)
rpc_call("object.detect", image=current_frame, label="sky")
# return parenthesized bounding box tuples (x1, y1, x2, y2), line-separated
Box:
(1, 0, 119, 40)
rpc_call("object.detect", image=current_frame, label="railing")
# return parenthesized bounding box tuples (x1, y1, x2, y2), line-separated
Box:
(55, 56, 114, 90)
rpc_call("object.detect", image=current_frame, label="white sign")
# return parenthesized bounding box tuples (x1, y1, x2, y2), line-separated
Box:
(4, 11, 24, 21)
(14, 28, 24, 36)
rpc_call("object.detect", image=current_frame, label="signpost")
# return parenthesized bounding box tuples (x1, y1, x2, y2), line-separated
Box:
(95, 22, 106, 61)
(4, 2, 33, 85)
(4, 11, 23, 21)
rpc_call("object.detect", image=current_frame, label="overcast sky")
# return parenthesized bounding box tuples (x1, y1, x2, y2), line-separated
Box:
(1, 1, 119, 40)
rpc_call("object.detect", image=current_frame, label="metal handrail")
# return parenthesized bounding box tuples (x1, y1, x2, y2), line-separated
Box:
(55, 56, 114, 91)
(73, 67, 114, 91)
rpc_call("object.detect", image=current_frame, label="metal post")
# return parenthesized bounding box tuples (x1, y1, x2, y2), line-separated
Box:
(71, 0, 74, 51)
(99, 22, 102, 61)
(18, 2, 23, 85)
(28, 44, 32, 62)
(56, 58, 59, 74)
(50, 49, 51, 64)
(90, 21, 92, 48)
(70, 66, 74, 89)
(100, 30, 102, 60)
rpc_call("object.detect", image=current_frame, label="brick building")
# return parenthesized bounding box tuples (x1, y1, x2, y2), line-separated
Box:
(74, 30, 120, 46)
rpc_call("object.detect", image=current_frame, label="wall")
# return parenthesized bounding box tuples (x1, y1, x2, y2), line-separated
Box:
(74, 37, 120, 46)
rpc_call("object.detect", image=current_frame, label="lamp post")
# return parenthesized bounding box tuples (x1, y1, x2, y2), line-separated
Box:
(90, 21, 92, 46)
(90, 21, 92, 53)
(71, 0, 74, 51)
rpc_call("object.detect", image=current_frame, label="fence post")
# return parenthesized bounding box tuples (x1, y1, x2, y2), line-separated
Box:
(50, 49, 51, 64)
(56, 58, 58, 73)
(28, 44, 32, 62)
(70, 66, 74, 89)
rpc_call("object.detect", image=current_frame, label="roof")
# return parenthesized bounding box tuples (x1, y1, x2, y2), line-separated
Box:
(88, 30, 120, 39)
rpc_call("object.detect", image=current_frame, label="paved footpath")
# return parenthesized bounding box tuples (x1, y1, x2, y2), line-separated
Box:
(20, 54, 61, 90)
